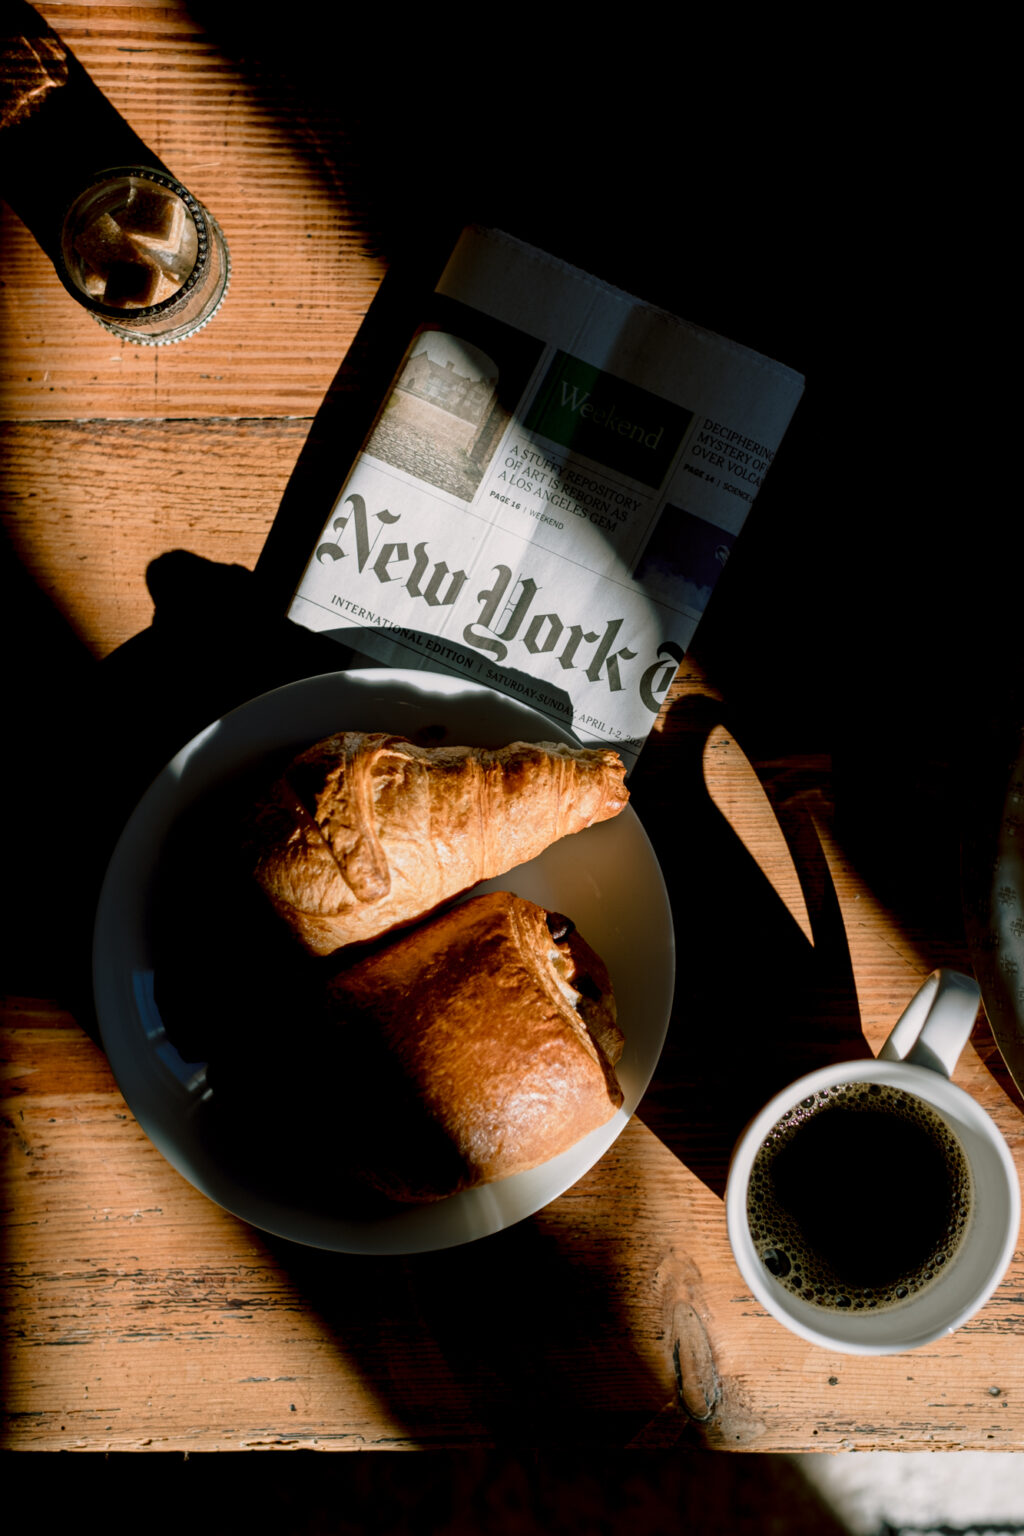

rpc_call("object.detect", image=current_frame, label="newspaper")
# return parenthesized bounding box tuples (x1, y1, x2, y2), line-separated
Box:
(288, 226, 805, 769)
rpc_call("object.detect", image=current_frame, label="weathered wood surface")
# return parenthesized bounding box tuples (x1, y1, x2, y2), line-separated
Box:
(3, 3, 1022, 1453)
(1, 418, 304, 653)
(4, 709, 1023, 1452)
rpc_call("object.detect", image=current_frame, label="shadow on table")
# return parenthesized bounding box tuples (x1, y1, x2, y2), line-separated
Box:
(629, 688, 864, 1199)
(22, 535, 867, 1184)
(3, 539, 873, 1450)
(2, 545, 365, 1031)
(6, 1444, 853, 1532)
(5, 549, 1007, 1453)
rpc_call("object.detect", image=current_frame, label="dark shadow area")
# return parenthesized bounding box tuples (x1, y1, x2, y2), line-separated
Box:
(260, 1220, 665, 1449)
(8, 1, 1011, 996)
(3, 534, 870, 1452)
(0, 0, 172, 260)
(2, 1447, 853, 1534)
(2, 543, 575, 1032)
(6, 524, 866, 1198)
(190, 5, 1017, 978)
(2, 545, 369, 1025)
(630, 691, 863, 1197)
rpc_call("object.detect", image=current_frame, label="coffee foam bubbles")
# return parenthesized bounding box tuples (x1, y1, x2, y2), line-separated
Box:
(746, 1081, 972, 1314)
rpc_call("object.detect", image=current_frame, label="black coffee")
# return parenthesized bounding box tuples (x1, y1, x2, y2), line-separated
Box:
(747, 1082, 971, 1313)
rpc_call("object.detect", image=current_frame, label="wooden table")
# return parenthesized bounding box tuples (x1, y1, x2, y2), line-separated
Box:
(3, 3, 1020, 1453)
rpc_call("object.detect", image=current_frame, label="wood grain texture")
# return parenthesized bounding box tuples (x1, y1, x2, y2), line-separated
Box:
(1, 417, 307, 653)
(4, 3, 1021, 1455)
(4, 717, 1023, 1453)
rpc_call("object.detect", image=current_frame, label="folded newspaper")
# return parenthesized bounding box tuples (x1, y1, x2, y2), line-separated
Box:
(289, 227, 805, 769)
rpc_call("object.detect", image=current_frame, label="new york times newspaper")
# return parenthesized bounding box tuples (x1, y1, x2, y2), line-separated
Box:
(289, 227, 804, 769)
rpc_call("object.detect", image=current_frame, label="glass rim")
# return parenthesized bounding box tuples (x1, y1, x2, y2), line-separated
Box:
(57, 165, 211, 321)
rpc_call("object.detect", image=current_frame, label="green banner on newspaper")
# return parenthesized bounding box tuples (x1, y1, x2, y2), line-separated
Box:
(525, 352, 692, 489)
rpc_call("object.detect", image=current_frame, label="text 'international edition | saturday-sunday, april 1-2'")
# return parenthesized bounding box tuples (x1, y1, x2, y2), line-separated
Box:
(288, 226, 806, 770)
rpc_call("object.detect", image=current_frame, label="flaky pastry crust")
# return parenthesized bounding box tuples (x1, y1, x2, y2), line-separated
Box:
(246, 733, 628, 954)
(326, 891, 624, 1201)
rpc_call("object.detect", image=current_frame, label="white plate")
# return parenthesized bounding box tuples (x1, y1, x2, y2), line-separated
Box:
(93, 668, 674, 1253)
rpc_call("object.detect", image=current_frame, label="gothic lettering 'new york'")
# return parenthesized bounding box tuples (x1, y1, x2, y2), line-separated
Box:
(313, 492, 675, 710)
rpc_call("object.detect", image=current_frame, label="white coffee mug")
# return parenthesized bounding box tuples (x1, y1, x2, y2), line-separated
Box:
(726, 969, 1020, 1354)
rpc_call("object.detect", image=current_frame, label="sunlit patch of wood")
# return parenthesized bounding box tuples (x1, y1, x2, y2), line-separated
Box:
(702, 724, 814, 947)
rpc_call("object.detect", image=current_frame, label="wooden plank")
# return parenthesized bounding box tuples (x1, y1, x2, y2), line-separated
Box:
(4, 998, 1023, 1453)
(1, 417, 307, 654)
(4, 737, 1023, 1453)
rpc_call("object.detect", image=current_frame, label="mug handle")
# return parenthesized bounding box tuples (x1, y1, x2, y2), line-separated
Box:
(878, 968, 981, 1077)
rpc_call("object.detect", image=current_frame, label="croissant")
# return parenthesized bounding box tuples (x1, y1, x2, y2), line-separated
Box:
(326, 890, 624, 1201)
(246, 733, 628, 955)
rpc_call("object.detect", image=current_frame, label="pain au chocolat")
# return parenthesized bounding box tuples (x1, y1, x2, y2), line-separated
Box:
(245, 733, 628, 955)
(327, 890, 624, 1202)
